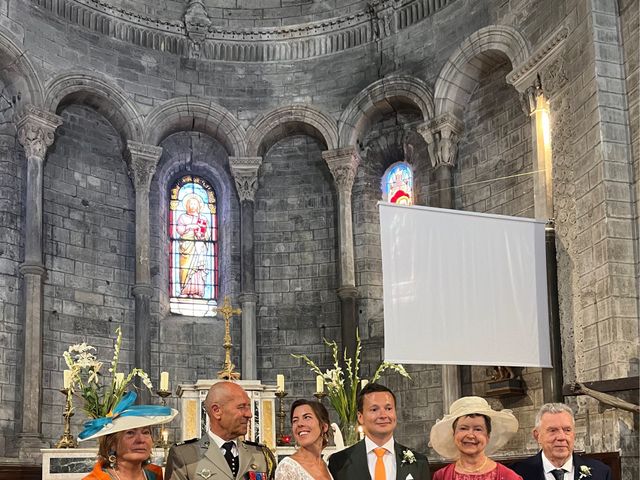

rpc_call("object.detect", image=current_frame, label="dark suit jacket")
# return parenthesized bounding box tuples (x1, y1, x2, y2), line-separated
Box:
(510, 452, 611, 480)
(328, 439, 430, 480)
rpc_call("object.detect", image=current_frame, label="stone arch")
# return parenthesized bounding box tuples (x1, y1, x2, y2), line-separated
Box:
(0, 31, 44, 111)
(44, 72, 143, 142)
(338, 74, 435, 147)
(145, 97, 247, 156)
(246, 104, 338, 157)
(434, 25, 530, 119)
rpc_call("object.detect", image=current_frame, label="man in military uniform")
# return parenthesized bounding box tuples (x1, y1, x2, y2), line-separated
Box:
(166, 381, 276, 480)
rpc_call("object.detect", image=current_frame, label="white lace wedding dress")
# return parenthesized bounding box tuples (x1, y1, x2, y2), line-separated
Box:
(274, 457, 335, 480)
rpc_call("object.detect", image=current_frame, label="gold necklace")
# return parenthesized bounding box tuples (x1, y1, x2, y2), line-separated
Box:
(456, 456, 489, 473)
(109, 467, 148, 480)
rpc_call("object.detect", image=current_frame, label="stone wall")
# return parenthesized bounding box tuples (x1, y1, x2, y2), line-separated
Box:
(0, 100, 23, 457)
(42, 105, 136, 437)
(456, 59, 534, 217)
(254, 135, 340, 403)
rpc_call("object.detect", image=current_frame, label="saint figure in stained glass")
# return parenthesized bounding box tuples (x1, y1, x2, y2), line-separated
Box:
(383, 162, 413, 205)
(169, 176, 218, 317)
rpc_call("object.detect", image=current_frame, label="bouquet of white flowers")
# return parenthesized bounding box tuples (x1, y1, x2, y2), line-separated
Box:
(62, 327, 153, 419)
(293, 332, 410, 444)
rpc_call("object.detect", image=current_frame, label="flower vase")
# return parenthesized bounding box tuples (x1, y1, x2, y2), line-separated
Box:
(340, 422, 360, 446)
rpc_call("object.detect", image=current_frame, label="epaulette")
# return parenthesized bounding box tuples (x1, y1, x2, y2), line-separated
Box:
(174, 438, 199, 446)
(242, 440, 263, 447)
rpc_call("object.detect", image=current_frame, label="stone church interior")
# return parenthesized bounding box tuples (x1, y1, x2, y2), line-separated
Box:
(0, 0, 638, 479)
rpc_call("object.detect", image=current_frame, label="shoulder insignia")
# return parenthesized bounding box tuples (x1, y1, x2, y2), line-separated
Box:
(175, 437, 199, 446)
(242, 440, 263, 447)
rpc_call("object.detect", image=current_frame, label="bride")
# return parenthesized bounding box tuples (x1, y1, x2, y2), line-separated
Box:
(275, 399, 334, 480)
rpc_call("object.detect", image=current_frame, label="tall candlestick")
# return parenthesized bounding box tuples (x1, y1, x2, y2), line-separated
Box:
(276, 374, 285, 392)
(160, 371, 169, 391)
(316, 375, 324, 393)
(63, 370, 72, 389)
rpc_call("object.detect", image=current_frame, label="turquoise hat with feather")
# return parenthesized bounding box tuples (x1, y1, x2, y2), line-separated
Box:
(78, 391, 178, 442)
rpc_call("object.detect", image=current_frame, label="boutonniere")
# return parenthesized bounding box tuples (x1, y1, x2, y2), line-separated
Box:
(402, 449, 416, 464)
(578, 466, 592, 479)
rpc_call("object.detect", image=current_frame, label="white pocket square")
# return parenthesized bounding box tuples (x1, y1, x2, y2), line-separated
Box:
(405, 475, 414, 480)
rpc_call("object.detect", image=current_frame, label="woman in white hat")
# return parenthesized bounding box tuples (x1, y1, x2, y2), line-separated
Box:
(430, 396, 522, 480)
(78, 392, 178, 480)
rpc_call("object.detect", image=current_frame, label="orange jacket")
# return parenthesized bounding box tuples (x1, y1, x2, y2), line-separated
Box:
(83, 461, 163, 480)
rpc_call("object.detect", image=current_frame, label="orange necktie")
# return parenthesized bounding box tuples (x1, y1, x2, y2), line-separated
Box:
(374, 447, 387, 480)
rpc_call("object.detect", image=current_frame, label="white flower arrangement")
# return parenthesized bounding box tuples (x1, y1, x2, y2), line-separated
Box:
(578, 466, 592, 480)
(63, 327, 153, 419)
(292, 331, 411, 445)
(402, 449, 416, 464)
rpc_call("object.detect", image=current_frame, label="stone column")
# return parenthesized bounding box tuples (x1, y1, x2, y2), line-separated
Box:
(321, 147, 360, 358)
(519, 80, 562, 402)
(520, 77, 554, 219)
(15, 106, 63, 460)
(418, 114, 463, 209)
(125, 141, 163, 403)
(417, 114, 463, 410)
(229, 156, 262, 379)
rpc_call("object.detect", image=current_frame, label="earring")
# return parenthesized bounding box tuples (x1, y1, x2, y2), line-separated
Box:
(143, 456, 152, 466)
(108, 452, 117, 469)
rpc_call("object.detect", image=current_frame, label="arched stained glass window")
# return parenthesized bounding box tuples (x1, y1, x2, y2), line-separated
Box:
(382, 162, 413, 205)
(169, 176, 218, 317)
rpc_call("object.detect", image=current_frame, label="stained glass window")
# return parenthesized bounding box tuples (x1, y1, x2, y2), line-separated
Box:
(382, 162, 413, 205)
(169, 176, 218, 317)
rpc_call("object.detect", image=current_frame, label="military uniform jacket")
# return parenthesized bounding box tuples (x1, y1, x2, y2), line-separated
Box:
(165, 436, 276, 480)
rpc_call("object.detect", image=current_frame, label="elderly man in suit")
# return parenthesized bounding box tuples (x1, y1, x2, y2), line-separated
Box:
(166, 381, 276, 480)
(511, 403, 611, 480)
(328, 383, 430, 480)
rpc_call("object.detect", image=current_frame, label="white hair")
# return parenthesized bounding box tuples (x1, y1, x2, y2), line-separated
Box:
(535, 403, 575, 428)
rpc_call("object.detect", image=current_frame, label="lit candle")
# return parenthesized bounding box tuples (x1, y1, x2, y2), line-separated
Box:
(162, 429, 169, 444)
(160, 371, 170, 391)
(316, 375, 324, 393)
(276, 374, 285, 392)
(63, 370, 72, 389)
(360, 379, 369, 389)
(357, 425, 365, 440)
(115, 372, 125, 387)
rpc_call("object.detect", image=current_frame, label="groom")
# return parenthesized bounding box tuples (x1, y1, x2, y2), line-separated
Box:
(329, 383, 430, 480)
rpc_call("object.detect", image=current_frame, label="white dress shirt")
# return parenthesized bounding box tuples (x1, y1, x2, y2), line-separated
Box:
(541, 452, 573, 480)
(365, 436, 396, 480)
(208, 430, 239, 457)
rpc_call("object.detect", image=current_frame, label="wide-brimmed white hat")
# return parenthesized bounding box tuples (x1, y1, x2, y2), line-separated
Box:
(78, 392, 178, 442)
(429, 396, 518, 459)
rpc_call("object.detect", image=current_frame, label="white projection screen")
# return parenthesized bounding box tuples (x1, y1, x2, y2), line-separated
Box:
(380, 202, 552, 367)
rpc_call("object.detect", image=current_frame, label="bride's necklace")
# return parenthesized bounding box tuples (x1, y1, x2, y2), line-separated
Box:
(456, 456, 489, 473)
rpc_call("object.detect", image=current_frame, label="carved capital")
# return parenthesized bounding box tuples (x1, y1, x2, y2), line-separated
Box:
(125, 141, 163, 192)
(19, 262, 46, 277)
(417, 114, 463, 169)
(16, 106, 63, 161)
(322, 147, 361, 192)
(229, 156, 262, 202)
(520, 75, 545, 116)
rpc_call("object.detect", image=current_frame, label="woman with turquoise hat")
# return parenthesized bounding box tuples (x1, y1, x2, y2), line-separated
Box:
(79, 391, 178, 480)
